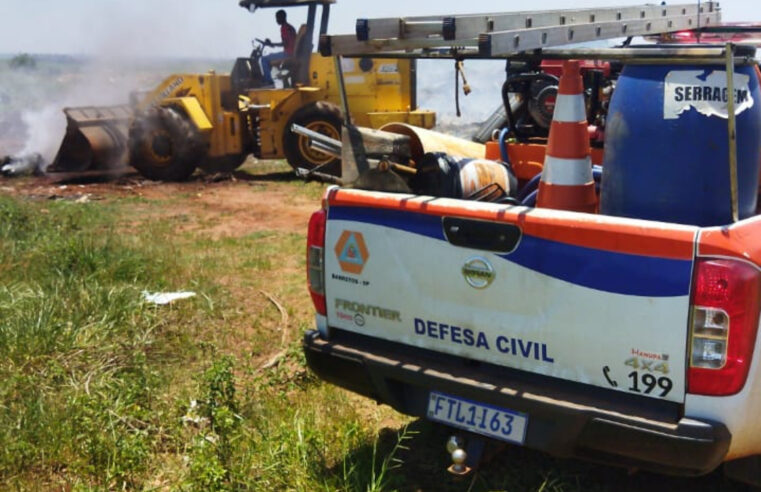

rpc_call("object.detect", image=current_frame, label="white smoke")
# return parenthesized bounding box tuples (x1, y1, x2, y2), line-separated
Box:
(0, 0, 244, 164)
(2, 56, 187, 163)
(19, 106, 65, 160)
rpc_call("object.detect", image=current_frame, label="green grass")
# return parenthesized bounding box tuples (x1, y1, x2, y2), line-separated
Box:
(0, 188, 749, 491)
(0, 196, 194, 488)
(0, 191, 405, 490)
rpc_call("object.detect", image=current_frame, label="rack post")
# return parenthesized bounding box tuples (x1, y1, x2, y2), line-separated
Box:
(725, 43, 739, 223)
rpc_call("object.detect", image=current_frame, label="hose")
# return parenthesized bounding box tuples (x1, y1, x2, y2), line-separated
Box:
(517, 173, 542, 202)
(521, 189, 538, 207)
(519, 165, 604, 206)
(455, 60, 461, 117)
(498, 127, 510, 164)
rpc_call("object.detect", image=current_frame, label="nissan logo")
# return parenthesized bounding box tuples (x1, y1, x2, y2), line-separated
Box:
(462, 257, 495, 289)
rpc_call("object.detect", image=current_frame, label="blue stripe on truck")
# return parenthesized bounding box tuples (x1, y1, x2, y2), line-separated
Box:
(506, 235, 691, 297)
(329, 206, 692, 297)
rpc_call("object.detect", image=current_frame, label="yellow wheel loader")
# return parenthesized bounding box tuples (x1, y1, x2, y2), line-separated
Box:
(48, 0, 435, 181)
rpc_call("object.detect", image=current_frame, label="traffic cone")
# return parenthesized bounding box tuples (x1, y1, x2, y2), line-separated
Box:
(536, 60, 597, 213)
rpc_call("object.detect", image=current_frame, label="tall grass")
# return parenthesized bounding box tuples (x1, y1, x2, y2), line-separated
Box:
(0, 196, 188, 488)
(0, 194, 412, 490)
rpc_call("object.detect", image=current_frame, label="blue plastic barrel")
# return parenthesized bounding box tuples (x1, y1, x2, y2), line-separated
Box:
(600, 56, 761, 226)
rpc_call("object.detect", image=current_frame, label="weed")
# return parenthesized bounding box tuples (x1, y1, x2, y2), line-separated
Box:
(361, 424, 414, 492)
(185, 356, 241, 490)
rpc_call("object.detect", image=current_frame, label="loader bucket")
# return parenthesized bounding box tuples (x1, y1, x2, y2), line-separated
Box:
(48, 105, 133, 173)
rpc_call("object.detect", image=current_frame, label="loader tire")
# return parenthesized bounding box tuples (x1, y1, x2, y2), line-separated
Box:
(283, 102, 342, 176)
(129, 107, 204, 182)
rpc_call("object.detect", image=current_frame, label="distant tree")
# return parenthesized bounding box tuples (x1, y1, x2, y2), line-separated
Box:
(9, 53, 36, 70)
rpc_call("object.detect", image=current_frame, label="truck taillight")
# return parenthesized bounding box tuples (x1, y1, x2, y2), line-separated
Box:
(688, 258, 761, 396)
(307, 208, 327, 315)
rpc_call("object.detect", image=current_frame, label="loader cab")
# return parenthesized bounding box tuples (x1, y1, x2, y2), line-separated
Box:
(232, 0, 335, 90)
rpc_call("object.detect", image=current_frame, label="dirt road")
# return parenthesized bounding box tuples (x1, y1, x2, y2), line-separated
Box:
(0, 160, 323, 239)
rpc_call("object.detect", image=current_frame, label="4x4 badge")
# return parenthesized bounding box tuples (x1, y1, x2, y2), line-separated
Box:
(462, 257, 495, 289)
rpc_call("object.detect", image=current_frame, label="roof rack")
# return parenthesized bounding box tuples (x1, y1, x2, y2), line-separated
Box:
(319, 2, 721, 58)
(239, 0, 334, 10)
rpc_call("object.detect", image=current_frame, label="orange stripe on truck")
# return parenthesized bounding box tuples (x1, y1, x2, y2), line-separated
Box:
(327, 188, 696, 260)
(698, 216, 761, 266)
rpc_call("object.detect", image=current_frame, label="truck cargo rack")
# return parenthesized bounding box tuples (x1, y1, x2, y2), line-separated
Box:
(321, 2, 753, 222)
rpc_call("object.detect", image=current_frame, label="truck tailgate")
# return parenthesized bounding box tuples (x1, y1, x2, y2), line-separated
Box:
(323, 189, 698, 403)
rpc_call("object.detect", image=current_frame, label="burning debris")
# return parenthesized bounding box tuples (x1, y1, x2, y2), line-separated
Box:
(1, 153, 46, 177)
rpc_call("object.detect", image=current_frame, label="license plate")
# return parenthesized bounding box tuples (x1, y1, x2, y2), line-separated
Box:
(427, 391, 528, 445)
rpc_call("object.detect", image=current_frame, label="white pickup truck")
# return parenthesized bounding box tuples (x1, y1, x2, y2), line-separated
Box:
(303, 185, 761, 485)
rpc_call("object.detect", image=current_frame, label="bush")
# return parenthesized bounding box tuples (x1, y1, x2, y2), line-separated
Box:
(9, 53, 36, 70)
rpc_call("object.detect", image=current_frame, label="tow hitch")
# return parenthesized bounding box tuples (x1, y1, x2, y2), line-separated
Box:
(446, 434, 488, 477)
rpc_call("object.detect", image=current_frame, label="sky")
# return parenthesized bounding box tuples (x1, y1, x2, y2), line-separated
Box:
(0, 0, 759, 58)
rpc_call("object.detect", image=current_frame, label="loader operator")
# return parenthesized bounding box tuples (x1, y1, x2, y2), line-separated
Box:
(261, 9, 297, 86)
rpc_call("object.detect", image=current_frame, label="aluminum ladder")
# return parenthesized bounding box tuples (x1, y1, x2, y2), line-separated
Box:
(319, 2, 721, 58)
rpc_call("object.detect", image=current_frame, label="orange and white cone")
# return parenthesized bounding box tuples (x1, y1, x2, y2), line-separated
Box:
(536, 60, 597, 213)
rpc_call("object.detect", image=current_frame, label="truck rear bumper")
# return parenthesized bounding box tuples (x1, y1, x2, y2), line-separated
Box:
(304, 329, 731, 476)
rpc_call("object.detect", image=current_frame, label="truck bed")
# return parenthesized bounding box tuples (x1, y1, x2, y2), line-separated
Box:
(304, 186, 761, 479)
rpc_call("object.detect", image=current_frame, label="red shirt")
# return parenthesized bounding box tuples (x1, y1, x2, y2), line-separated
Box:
(281, 23, 297, 55)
